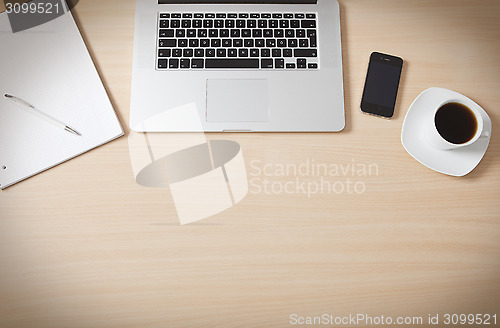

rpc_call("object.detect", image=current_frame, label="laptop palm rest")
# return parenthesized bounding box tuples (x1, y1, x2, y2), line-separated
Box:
(206, 79, 270, 122)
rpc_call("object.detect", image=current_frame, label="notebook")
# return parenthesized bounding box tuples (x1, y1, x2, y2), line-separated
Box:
(0, 10, 124, 190)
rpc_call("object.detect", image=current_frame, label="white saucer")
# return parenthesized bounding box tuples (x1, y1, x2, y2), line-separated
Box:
(401, 88, 492, 176)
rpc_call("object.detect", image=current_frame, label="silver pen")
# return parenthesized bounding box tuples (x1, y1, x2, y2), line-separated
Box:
(4, 94, 81, 136)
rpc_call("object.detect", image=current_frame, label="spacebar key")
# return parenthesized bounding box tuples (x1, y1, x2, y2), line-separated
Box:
(205, 59, 259, 68)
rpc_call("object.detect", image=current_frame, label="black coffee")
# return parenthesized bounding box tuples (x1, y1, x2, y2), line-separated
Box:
(435, 102, 478, 144)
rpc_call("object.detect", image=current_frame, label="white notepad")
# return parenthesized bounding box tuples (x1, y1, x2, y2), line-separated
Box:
(0, 11, 124, 189)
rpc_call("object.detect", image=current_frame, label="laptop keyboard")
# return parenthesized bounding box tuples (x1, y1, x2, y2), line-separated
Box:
(157, 12, 319, 70)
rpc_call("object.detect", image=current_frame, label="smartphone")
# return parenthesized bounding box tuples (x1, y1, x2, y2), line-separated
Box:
(361, 52, 403, 119)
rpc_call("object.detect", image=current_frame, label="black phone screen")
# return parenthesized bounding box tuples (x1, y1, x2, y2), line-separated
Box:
(361, 52, 403, 118)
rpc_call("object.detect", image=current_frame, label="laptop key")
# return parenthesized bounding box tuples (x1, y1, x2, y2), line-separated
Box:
(252, 29, 263, 38)
(158, 59, 167, 68)
(275, 58, 285, 68)
(280, 20, 289, 28)
(171, 20, 180, 28)
(297, 58, 307, 68)
(294, 49, 317, 57)
(176, 29, 185, 37)
(228, 49, 238, 57)
(169, 58, 179, 68)
(239, 49, 249, 57)
(307, 29, 316, 37)
(310, 35, 317, 47)
(283, 49, 292, 57)
(159, 29, 174, 37)
(160, 20, 169, 28)
(286, 63, 296, 69)
(195, 49, 204, 57)
(308, 63, 318, 69)
(180, 59, 190, 68)
(191, 59, 204, 68)
(236, 20, 245, 28)
(301, 20, 316, 28)
(183, 48, 193, 57)
(205, 59, 259, 68)
(211, 39, 221, 47)
(266, 39, 276, 47)
(159, 39, 176, 47)
(206, 49, 216, 57)
(198, 29, 207, 37)
(231, 29, 240, 37)
(158, 49, 171, 57)
(171, 14, 181, 18)
(172, 49, 182, 57)
(217, 49, 227, 57)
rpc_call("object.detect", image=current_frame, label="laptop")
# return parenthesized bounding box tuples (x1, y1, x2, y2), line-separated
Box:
(130, 0, 344, 132)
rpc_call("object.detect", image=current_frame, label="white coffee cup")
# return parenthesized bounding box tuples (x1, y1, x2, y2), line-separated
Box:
(426, 99, 490, 150)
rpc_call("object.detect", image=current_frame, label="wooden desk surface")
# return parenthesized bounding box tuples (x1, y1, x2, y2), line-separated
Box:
(1, 1, 499, 327)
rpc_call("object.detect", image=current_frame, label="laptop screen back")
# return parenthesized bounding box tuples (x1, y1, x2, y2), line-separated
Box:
(158, 0, 317, 4)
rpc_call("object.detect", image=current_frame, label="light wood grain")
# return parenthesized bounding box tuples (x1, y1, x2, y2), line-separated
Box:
(1, 0, 499, 327)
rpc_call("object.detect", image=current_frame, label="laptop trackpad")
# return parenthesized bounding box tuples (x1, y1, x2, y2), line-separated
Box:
(206, 79, 269, 122)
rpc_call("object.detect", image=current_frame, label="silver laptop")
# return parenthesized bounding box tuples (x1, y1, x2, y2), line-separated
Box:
(130, 0, 344, 132)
